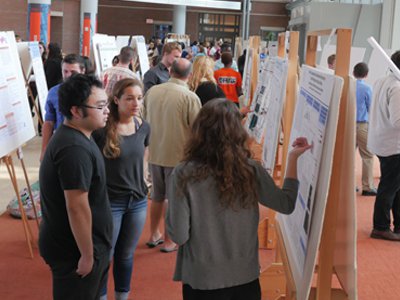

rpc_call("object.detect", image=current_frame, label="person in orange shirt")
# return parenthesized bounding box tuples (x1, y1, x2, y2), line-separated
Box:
(214, 52, 243, 105)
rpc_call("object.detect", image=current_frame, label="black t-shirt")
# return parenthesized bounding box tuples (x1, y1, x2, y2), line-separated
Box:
(93, 118, 150, 200)
(39, 125, 113, 262)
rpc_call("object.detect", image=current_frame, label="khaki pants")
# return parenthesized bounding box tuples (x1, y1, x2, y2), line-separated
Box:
(356, 123, 375, 190)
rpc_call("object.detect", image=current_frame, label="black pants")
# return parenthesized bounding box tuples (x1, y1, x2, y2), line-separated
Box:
(48, 253, 109, 300)
(183, 279, 261, 300)
(373, 154, 400, 231)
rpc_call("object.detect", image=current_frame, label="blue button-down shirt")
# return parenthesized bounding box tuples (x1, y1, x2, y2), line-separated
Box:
(44, 83, 64, 130)
(356, 79, 372, 123)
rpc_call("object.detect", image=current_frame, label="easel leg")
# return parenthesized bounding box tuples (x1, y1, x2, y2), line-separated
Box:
(17, 148, 40, 229)
(3, 156, 34, 258)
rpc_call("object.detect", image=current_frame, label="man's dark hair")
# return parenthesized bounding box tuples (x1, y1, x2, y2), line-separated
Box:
(119, 46, 135, 64)
(171, 59, 192, 78)
(58, 74, 103, 120)
(221, 52, 233, 66)
(62, 54, 85, 71)
(391, 50, 400, 70)
(353, 62, 369, 78)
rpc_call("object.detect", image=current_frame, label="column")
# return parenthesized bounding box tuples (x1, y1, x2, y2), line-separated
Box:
(80, 0, 98, 57)
(173, 5, 186, 34)
(380, 0, 400, 50)
(27, 0, 51, 44)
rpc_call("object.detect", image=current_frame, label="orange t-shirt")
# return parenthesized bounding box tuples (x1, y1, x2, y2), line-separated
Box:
(214, 68, 242, 103)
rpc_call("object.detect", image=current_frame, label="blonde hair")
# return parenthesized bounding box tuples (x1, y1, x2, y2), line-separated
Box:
(188, 56, 216, 91)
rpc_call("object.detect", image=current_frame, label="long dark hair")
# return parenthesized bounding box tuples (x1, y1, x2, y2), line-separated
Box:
(103, 78, 144, 159)
(180, 99, 258, 209)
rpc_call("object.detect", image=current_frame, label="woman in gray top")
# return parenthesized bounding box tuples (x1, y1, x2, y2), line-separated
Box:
(166, 99, 311, 300)
(93, 78, 150, 300)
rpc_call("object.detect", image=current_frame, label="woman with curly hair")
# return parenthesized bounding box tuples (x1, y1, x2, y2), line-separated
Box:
(167, 99, 311, 300)
(93, 78, 150, 300)
(188, 56, 216, 92)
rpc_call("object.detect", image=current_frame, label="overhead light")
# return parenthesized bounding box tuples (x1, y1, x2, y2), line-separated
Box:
(121, 0, 241, 10)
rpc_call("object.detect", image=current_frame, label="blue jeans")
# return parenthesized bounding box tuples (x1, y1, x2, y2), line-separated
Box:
(101, 195, 147, 297)
(373, 155, 400, 231)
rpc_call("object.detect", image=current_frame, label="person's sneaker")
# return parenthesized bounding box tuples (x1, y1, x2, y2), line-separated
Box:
(370, 229, 400, 241)
(362, 188, 377, 196)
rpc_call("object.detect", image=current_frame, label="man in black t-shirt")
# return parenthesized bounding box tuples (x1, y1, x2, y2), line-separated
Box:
(39, 74, 113, 300)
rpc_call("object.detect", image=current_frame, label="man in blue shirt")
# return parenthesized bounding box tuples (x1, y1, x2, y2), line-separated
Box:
(354, 62, 377, 196)
(40, 54, 86, 161)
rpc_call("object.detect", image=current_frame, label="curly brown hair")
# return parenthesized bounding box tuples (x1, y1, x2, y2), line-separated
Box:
(103, 78, 144, 159)
(180, 99, 258, 209)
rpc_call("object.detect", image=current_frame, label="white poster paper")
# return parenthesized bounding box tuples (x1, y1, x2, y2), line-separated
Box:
(0, 31, 36, 158)
(29, 42, 48, 120)
(130, 35, 150, 79)
(277, 65, 343, 300)
(92, 34, 119, 77)
(244, 57, 288, 173)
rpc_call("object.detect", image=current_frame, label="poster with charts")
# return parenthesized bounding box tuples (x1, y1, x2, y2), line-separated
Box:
(245, 57, 288, 149)
(0, 31, 36, 158)
(92, 34, 119, 77)
(277, 65, 343, 300)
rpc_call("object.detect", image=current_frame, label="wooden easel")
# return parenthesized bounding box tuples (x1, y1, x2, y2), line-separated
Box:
(1, 152, 36, 258)
(258, 31, 299, 250)
(260, 28, 355, 300)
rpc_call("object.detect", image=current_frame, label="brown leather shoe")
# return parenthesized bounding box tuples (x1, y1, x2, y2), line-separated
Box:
(370, 229, 400, 241)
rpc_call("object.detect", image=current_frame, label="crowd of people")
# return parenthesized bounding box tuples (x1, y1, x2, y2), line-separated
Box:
(30, 33, 400, 300)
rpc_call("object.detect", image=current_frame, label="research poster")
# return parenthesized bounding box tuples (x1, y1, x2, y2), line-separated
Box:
(92, 34, 119, 77)
(244, 56, 288, 173)
(130, 35, 150, 79)
(277, 65, 343, 300)
(29, 42, 48, 120)
(0, 31, 36, 158)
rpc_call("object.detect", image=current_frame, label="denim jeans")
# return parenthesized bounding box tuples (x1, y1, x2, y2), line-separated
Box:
(373, 155, 400, 231)
(101, 195, 147, 298)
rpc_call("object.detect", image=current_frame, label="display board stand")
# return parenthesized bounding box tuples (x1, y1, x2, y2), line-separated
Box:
(258, 31, 299, 250)
(1, 154, 35, 258)
(260, 28, 355, 300)
(23, 70, 43, 126)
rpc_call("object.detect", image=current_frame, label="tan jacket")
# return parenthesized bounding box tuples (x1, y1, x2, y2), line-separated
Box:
(144, 78, 202, 167)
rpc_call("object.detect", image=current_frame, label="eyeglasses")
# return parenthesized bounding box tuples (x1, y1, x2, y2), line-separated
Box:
(80, 103, 108, 110)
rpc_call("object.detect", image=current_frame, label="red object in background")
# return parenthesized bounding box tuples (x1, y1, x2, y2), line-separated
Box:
(82, 12, 91, 57)
(29, 10, 41, 41)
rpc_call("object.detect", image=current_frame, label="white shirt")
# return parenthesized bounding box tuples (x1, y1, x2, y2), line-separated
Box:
(368, 74, 400, 156)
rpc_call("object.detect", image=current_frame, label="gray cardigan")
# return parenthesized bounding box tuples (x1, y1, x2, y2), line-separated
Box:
(166, 159, 299, 290)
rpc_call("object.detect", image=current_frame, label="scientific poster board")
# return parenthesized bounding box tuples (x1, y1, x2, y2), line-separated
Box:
(244, 56, 288, 171)
(28, 42, 48, 120)
(18, 42, 48, 120)
(0, 31, 36, 158)
(92, 34, 119, 77)
(242, 47, 253, 106)
(130, 35, 150, 79)
(277, 65, 343, 300)
(319, 45, 366, 75)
